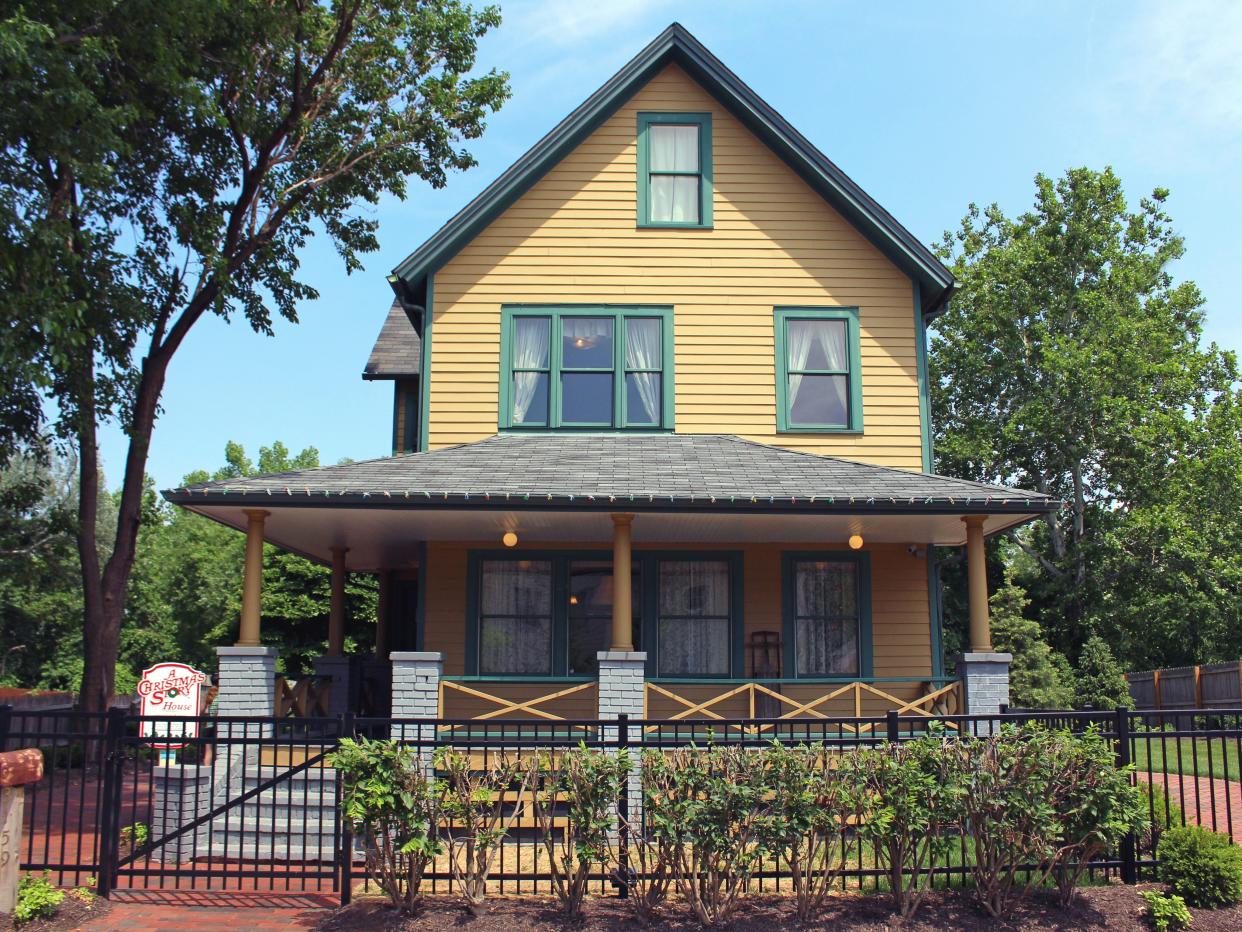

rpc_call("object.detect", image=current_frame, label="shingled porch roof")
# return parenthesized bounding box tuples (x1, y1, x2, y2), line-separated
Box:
(161, 435, 1056, 569)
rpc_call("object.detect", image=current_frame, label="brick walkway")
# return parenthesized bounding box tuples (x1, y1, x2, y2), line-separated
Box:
(1138, 770, 1242, 840)
(81, 890, 333, 930)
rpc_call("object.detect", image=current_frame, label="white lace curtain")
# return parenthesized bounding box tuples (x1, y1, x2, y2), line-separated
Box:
(793, 561, 859, 676)
(511, 319, 549, 424)
(625, 317, 662, 424)
(649, 124, 699, 223)
(479, 561, 552, 675)
(657, 561, 730, 677)
(787, 319, 848, 418)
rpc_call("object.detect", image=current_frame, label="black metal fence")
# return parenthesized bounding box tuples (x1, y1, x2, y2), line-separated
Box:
(5, 706, 1241, 904)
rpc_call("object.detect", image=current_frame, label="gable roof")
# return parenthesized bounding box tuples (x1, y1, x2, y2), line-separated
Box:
(389, 23, 954, 317)
(165, 433, 1054, 516)
(362, 299, 422, 380)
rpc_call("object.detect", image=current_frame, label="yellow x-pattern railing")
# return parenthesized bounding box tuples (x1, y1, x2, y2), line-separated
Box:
(438, 679, 597, 731)
(643, 680, 962, 734)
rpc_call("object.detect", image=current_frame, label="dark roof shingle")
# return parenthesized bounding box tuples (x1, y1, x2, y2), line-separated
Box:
(165, 434, 1057, 514)
(363, 299, 421, 379)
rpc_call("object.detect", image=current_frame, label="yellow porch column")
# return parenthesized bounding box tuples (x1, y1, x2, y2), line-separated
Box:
(610, 514, 635, 651)
(237, 509, 269, 646)
(327, 546, 349, 657)
(374, 570, 391, 659)
(963, 515, 992, 652)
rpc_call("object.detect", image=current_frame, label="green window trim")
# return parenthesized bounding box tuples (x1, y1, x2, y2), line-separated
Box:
(636, 112, 713, 229)
(780, 551, 873, 679)
(773, 306, 864, 433)
(464, 548, 744, 679)
(499, 305, 675, 431)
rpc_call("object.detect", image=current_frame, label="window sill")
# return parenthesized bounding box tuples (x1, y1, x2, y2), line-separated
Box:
(636, 222, 713, 230)
(776, 426, 865, 435)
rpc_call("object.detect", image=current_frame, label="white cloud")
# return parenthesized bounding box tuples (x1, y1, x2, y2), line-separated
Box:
(499, 0, 675, 49)
(1112, 0, 1242, 136)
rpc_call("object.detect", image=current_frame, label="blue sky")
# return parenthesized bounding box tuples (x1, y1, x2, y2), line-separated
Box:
(110, 0, 1242, 490)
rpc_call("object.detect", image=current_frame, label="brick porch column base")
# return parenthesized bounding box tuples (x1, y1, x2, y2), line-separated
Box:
(215, 646, 277, 717)
(312, 655, 353, 718)
(598, 651, 646, 834)
(390, 651, 442, 745)
(150, 765, 212, 862)
(956, 651, 1012, 721)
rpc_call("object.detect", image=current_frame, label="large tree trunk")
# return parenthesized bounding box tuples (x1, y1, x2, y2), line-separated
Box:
(77, 347, 170, 713)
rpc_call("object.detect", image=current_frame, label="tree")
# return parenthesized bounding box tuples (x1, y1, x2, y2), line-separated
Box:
(989, 580, 1073, 709)
(0, 1, 508, 710)
(931, 167, 1239, 660)
(1072, 635, 1133, 710)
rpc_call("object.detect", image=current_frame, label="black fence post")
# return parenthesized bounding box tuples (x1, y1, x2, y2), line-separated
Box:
(616, 712, 631, 899)
(886, 709, 900, 743)
(0, 704, 12, 754)
(1115, 706, 1138, 884)
(339, 712, 354, 906)
(96, 707, 126, 898)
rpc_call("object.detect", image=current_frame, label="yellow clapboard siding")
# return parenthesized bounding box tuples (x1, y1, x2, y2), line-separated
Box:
(427, 64, 924, 468)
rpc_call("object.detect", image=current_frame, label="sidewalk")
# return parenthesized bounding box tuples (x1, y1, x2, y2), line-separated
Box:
(80, 891, 332, 931)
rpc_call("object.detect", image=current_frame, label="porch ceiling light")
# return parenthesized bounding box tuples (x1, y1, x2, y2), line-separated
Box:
(848, 534, 864, 550)
(502, 531, 518, 548)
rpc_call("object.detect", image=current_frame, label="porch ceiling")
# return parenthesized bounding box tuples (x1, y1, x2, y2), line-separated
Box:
(171, 503, 1044, 571)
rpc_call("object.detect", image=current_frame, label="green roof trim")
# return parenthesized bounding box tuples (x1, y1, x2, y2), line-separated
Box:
(389, 23, 954, 313)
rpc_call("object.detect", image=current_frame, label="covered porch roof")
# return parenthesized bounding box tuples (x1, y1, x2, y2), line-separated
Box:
(161, 434, 1058, 570)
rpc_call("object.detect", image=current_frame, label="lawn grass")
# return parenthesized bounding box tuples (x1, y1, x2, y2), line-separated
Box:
(1132, 736, 1240, 782)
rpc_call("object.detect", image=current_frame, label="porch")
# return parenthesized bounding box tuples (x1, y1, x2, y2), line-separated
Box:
(161, 433, 1056, 723)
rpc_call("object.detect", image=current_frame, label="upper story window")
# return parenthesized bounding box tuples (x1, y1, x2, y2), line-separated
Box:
(774, 307, 863, 433)
(500, 306, 673, 430)
(637, 112, 713, 228)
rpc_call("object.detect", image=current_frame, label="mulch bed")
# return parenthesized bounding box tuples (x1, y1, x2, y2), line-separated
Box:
(313, 884, 1242, 930)
(0, 890, 111, 932)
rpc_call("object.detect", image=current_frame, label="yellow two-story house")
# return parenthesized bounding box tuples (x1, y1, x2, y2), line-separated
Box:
(165, 24, 1054, 725)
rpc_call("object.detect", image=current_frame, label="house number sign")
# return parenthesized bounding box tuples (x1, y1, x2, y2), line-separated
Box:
(137, 662, 209, 751)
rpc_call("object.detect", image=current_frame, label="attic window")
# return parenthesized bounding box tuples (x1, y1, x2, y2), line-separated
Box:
(637, 112, 712, 228)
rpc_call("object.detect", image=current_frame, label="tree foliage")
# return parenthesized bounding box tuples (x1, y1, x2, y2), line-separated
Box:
(0, 0, 508, 711)
(988, 579, 1073, 709)
(932, 167, 1242, 666)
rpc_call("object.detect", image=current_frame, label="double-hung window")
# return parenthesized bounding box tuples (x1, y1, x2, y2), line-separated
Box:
(637, 112, 712, 228)
(501, 307, 673, 430)
(782, 553, 872, 678)
(774, 307, 863, 432)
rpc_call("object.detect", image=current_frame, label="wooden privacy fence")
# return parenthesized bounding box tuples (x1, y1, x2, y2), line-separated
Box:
(1128, 661, 1242, 710)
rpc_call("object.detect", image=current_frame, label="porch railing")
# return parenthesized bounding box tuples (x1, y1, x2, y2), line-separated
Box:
(438, 676, 598, 726)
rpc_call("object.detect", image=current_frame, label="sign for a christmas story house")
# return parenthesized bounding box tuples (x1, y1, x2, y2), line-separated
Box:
(137, 662, 208, 750)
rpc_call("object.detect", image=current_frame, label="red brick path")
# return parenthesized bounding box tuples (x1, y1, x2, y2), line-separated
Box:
(1138, 771, 1242, 840)
(81, 890, 333, 930)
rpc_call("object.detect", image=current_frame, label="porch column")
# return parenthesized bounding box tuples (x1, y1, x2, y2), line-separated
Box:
(327, 546, 349, 656)
(963, 515, 991, 651)
(610, 514, 635, 651)
(237, 509, 269, 647)
(374, 571, 392, 660)
(958, 515, 1010, 720)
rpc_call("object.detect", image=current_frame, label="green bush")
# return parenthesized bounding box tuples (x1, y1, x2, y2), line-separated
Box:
(1139, 782, 1177, 853)
(1158, 825, 1242, 908)
(14, 872, 65, 925)
(40, 742, 84, 771)
(642, 744, 778, 926)
(1141, 890, 1192, 931)
(531, 744, 632, 917)
(845, 735, 966, 920)
(331, 737, 442, 914)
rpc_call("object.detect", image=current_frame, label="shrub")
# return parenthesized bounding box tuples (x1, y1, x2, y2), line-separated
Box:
(331, 737, 441, 914)
(1158, 825, 1242, 908)
(435, 747, 535, 916)
(764, 741, 858, 921)
(846, 734, 966, 920)
(119, 822, 148, 856)
(1140, 890, 1192, 931)
(990, 581, 1074, 709)
(642, 744, 777, 926)
(960, 725, 1072, 917)
(1051, 729, 1145, 905)
(14, 872, 64, 925)
(1073, 635, 1134, 710)
(530, 744, 631, 917)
